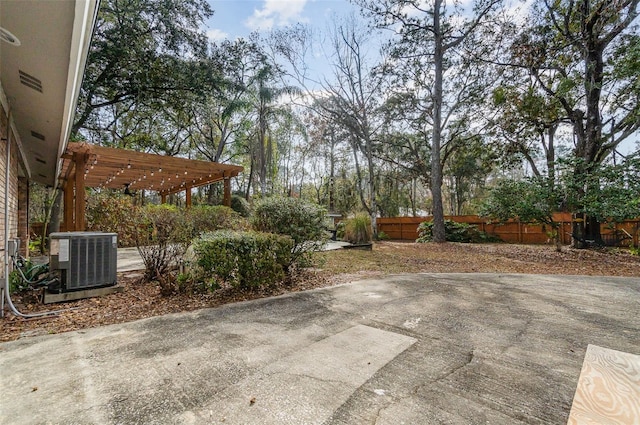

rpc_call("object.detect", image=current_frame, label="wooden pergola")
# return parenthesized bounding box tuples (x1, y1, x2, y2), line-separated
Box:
(59, 142, 243, 231)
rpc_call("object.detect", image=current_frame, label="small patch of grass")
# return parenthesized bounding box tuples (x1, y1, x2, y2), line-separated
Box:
(315, 242, 429, 274)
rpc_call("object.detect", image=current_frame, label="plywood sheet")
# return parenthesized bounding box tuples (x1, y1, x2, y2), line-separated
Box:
(568, 344, 640, 425)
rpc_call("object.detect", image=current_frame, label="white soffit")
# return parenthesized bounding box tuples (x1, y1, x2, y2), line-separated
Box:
(0, 0, 99, 186)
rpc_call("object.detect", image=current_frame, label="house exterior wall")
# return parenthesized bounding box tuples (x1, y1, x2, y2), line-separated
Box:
(0, 102, 23, 273)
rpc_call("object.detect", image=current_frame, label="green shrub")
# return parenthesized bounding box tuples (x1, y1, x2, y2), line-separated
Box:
(230, 195, 251, 217)
(9, 269, 28, 293)
(134, 204, 192, 289)
(86, 190, 141, 247)
(416, 219, 500, 243)
(193, 230, 294, 289)
(251, 197, 327, 266)
(377, 231, 390, 241)
(343, 213, 372, 244)
(186, 205, 249, 238)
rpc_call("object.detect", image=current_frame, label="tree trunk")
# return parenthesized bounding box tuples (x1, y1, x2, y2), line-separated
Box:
(351, 141, 370, 215)
(245, 155, 255, 200)
(328, 134, 336, 212)
(430, 0, 446, 243)
(546, 125, 556, 188)
(571, 0, 606, 247)
(365, 139, 378, 239)
(47, 188, 63, 245)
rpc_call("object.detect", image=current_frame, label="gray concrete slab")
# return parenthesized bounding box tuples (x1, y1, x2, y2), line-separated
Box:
(117, 247, 145, 272)
(0, 273, 638, 424)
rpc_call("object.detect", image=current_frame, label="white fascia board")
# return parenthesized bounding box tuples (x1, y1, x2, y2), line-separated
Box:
(0, 82, 31, 179)
(55, 0, 100, 187)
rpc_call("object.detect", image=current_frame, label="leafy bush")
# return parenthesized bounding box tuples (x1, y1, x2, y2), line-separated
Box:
(377, 231, 390, 241)
(134, 204, 192, 291)
(343, 213, 372, 244)
(251, 197, 327, 266)
(193, 230, 294, 289)
(230, 195, 251, 217)
(335, 221, 346, 240)
(86, 190, 141, 247)
(186, 205, 249, 238)
(479, 178, 562, 250)
(417, 219, 500, 243)
(9, 267, 32, 293)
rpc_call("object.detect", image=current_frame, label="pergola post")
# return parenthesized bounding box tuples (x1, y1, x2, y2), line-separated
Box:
(185, 185, 192, 209)
(161, 193, 167, 204)
(73, 152, 87, 231)
(223, 176, 231, 207)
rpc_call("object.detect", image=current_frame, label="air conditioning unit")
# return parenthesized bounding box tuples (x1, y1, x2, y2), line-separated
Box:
(49, 232, 118, 292)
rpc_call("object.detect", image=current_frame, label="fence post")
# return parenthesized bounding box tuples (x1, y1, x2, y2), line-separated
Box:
(518, 220, 523, 243)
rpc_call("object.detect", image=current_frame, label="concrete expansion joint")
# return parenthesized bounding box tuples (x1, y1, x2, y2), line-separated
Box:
(364, 318, 424, 340)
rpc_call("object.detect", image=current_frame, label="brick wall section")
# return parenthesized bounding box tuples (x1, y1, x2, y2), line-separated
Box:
(0, 104, 6, 246)
(0, 102, 21, 271)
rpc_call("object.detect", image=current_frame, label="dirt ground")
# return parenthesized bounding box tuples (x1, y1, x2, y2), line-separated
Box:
(2, 242, 639, 342)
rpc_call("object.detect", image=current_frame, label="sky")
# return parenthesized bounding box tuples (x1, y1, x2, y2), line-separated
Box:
(204, 0, 357, 42)
(202, 0, 638, 155)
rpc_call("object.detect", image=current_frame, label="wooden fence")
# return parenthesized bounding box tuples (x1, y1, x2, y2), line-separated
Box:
(377, 214, 640, 247)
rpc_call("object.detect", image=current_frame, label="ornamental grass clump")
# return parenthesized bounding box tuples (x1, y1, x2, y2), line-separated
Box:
(343, 213, 372, 245)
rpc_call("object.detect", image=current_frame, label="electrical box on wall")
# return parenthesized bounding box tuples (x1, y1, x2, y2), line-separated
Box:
(49, 232, 117, 292)
(7, 239, 20, 257)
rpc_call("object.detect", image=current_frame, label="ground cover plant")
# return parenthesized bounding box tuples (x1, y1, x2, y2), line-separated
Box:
(4, 242, 640, 342)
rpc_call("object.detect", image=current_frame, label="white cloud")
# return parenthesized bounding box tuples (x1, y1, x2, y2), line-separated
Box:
(505, 0, 534, 25)
(245, 0, 309, 31)
(206, 28, 229, 42)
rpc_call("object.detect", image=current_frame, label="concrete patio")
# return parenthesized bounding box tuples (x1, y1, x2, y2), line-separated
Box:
(1, 273, 638, 424)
